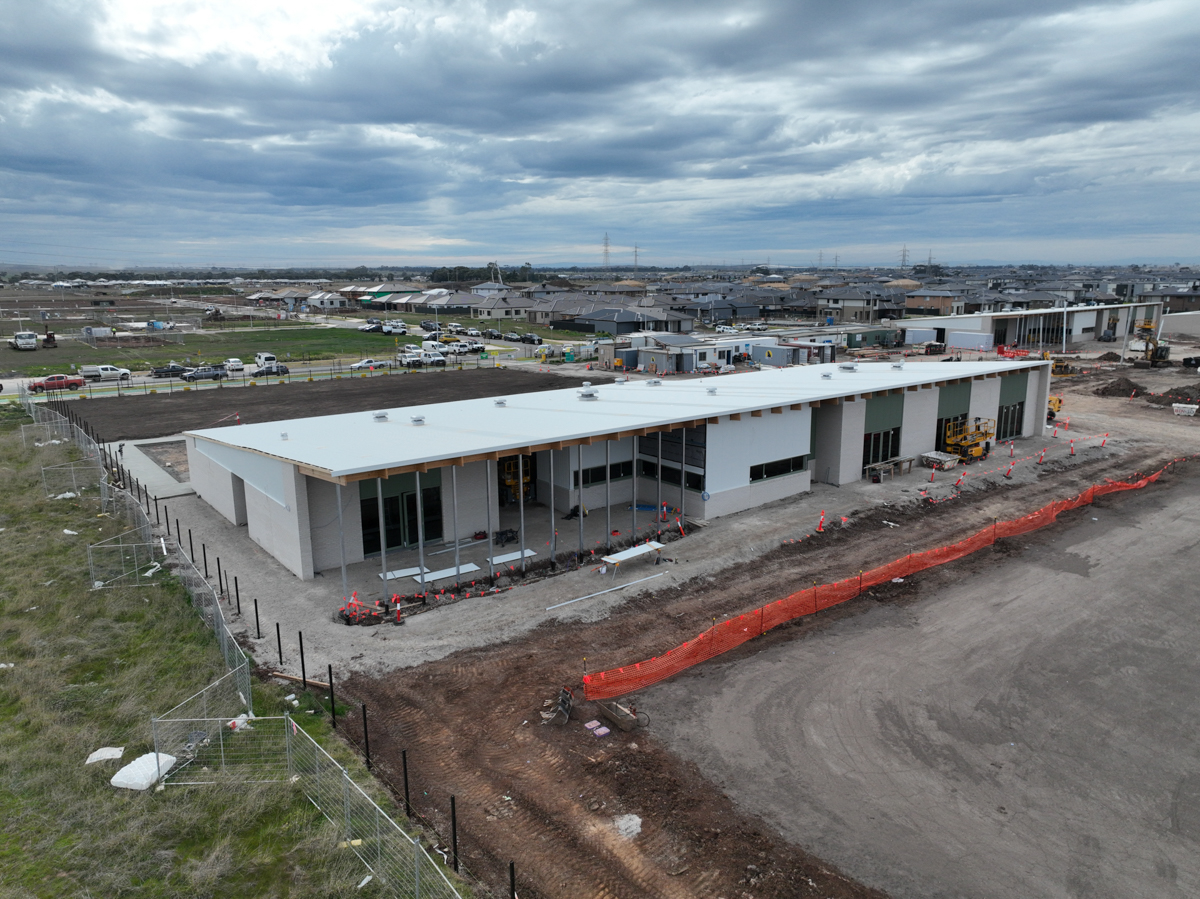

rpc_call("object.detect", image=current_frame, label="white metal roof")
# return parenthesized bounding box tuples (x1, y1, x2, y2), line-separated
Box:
(186, 360, 1047, 479)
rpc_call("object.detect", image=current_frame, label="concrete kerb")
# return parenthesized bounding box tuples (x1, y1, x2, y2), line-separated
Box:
(158, 426, 1126, 683)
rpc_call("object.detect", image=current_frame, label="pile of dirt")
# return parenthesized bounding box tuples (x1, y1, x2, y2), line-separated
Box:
(1144, 382, 1200, 407)
(1094, 377, 1145, 398)
(1097, 351, 1122, 362)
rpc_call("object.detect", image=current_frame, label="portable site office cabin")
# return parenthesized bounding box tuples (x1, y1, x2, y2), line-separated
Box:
(184, 361, 1050, 581)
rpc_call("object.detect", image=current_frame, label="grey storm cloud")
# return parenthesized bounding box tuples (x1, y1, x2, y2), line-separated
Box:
(0, 0, 1197, 266)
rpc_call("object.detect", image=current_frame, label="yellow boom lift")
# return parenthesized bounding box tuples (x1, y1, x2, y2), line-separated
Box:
(945, 417, 995, 463)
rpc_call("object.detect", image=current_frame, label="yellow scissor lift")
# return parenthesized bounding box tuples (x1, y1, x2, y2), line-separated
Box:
(945, 417, 995, 464)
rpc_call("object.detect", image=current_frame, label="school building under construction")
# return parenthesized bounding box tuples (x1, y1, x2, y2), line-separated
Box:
(185, 360, 1051, 581)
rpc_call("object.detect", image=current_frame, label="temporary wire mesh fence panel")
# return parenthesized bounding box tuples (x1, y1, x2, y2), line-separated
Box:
(40, 459, 105, 501)
(87, 530, 165, 589)
(286, 723, 463, 899)
(154, 716, 290, 785)
(153, 669, 252, 766)
(583, 465, 1170, 700)
(21, 421, 72, 448)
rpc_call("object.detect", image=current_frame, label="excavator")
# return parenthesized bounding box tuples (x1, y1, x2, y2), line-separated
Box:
(1130, 320, 1170, 368)
(945, 417, 995, 463)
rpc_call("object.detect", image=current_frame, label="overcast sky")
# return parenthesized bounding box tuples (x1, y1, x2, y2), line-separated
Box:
(1, 0, 1197, 269)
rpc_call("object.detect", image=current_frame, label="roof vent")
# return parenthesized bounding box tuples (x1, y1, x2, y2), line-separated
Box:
(410, 415, 425, 426)
(647, 378, 663, 386)
(577, 386, 599, 401)
(372, 411, 389, 422)
(582, 381, 592, 387)
(706, 386, 718, 395)
(838, 362, 859, 372)
(891, 361, 905, 370)
(821, 372, 833, 380)
(494, 398, 507, 407)
(280, 432, 289, 441)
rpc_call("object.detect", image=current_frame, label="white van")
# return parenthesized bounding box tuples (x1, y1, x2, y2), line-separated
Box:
(254, 352, 276, 367)
(421, 340, 448, 353)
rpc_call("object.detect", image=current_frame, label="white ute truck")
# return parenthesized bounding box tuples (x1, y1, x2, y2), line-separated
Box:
(80, 364, 132, 382)
(8, 331, 38, 350)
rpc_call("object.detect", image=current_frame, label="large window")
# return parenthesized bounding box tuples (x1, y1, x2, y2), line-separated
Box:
(997, 402, 1025, 441)
(750, 454, 809, 481)
(573, 459, 633, 487)
(638, 459, 704, 491)
(862, 427, 902, 469)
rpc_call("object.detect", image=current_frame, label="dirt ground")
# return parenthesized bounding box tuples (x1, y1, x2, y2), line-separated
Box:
(62, 367, 608, 440)
(64, 357, 1200, 898)
(647, 468, 1200, 899)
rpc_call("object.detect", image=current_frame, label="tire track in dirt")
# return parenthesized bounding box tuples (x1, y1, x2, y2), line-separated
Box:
(339, 449, 1181, 899)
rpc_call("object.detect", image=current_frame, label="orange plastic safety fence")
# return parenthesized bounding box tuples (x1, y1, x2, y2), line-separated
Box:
(583, 466, 1175, 700)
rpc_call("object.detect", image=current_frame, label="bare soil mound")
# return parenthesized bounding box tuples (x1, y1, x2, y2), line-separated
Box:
(1094, 377, 1145, 398)
(1097, 351, 1122, 362)
(1144, 382, 1200, 407)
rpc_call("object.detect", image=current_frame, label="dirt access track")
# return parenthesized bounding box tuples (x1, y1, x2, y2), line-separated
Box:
(67, 367, 609, 441)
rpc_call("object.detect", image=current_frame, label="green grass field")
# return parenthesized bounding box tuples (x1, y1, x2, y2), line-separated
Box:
(4, 317, 596, 377)
(0, 409, 464, 897)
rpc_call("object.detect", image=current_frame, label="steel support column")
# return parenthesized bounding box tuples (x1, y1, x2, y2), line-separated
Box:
(451, 464, 461, 584)
(518, 453, 526, 574)
(605, 440, 612, 551)
(335, 483, 349, 600)
(376, 478, 386, 584)
(415, 471, 426, 591)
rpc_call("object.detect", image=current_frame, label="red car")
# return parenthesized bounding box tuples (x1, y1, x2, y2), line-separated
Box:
(29, 373, 86, 393)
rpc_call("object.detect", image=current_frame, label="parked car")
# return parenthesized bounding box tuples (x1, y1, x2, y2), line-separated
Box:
(29, 373, 85, 392)
(350, 358, 391, 370)
(744, 322, 769, 331)
(382, 322, 408, 335)
(461, 340, 485, 353)
(439, 335, 462, 344)
(223, 358, 245, 372)
(396, 351, 424, 366)
(419, 320, 439, 332)
(502, 332, 522, 341)
(151, 362, 190, 379)
(483, 328, 503, 340)
(465, 327, 481, 337)
(715, 325, 739, 334)
(81, 364, 132, 381)
(420, 351, 447, 367)
(357, 322, 383, 333)
(446, 322, 465, 334)
(254, 352, 277, 367)
(251, 363, 289, 377)
(443, 343, 471, 356)
(181, 366, 225, 382)
(520, 333, 543, 345)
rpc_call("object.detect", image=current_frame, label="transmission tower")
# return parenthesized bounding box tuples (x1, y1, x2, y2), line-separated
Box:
(900, 245, 910, 269)
(633, 244, 639, 273)
(602, 233, 610, 270)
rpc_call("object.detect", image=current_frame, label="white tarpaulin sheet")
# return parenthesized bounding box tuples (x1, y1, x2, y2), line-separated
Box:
(111, 752, 176, 790)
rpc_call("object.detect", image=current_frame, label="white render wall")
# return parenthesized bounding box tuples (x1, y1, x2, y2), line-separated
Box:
(900, 386, 940, 459)
(968, 376, 1002, 423)
(440, 461, 491, 543)
(307, 477, 364, 575)
(187, 437, 246, 526)
(1024, 365, 1052, 437)
(542, 438, 636, 513)
(245, 465, 313, 581)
